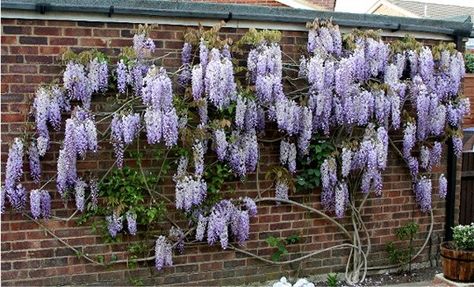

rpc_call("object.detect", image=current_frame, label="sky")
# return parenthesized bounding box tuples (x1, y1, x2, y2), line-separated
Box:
(334, 0, 474, 13)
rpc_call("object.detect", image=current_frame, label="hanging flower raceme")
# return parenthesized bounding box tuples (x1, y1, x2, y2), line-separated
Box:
(126, 210, 137, 236)
(74, 179, 87, 212)
(439, 174, 448, 199)
(306, 22, 342, 56)
(227, 130, 259, 177)
(447, 98, 470, 128)
(275, 179, 289, 201)
(178, 42, 193, 87)
(57, 108, 97, 196)
(235, 95, 258, 132)
(106, 213, 123, 238)
(175, 176, 207, 212)
(30, 189, 51, 219)
(414, 177, 432, 212)
(213, 129, 228, 161)
(335, 181, 349, 218)
(87, 57, 109, 94)
(3, 138, 27, 211)
(248, 43, 284, 104)
(28, 141, 41, 183)
(63, 61, 92, 108)
(142, 67, 179, 147)
(205, 199, 257, 249)
(133, 33, 155, 59)
(280, 139, 297, 173)
(273, 98, 302, 137)
(320, 156, 337, 211)
(169, 226, 185, 254)
(204, 48, 236, 110)
(155, 236, 173, 271)
(110, 113, 141, 168)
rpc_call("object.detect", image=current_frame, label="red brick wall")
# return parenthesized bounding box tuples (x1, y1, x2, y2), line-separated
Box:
(1, 19, 449, 286)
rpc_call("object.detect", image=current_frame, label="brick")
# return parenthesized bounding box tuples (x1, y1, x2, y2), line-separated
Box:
(79, 38, 107, 47)
(3, 26, 31, 35)
(19, 36, 48, 45)
(64, 28, 92, 36)
(34, 27, 62, 35)
(49, 37, 78, 45)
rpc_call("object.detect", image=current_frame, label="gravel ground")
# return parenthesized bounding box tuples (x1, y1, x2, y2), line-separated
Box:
(258, 266, 442, 287)
(312, 267, 441, 287)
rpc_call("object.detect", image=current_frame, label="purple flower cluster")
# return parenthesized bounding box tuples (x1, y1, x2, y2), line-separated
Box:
(90, 179, 98, 210)
(403, 122, 416, 158)
(275, 98, 302, 136)
(63, 61, 92, 108)
(33, 86, 69, 155)
(414, 177, 432, 212)
(64, 58, 108, 109)
(133, 33, 156, 59)
(57, 108, 97, 195)
(28, 141, 41, 183)
(142, 67, 179, 147)
(275, 179, 289, 201)
(155, 236, 173, 270)
(169, 226, 185, 254)
(178, 42, 193, 87)
(74, 179, 86, 212)
(447, 98, 470, 128)
(248, 43, 284, 104)
(438, 174, 448, 199)
(87, 57, 108, 93)
(126, 210, 137, 236)
(30, 189, 51, 219)
(110, 113, 141, 168)
(280, 140, 297, 173)
(307, 23, 342, 56)
(4, 138, 26, 211)
(235, 95, 258, 132)
(335, 181, 349, 218)
(226, 130, 259, 177)
(204, 48, 236, 109)
(116, 59, 128, 93)
(452, 135, 463, 158)
(203, 199, 256, 249)
(213, 129, 228, 161)
(106, 213, 123, 238)
(193, 140, 205, 177)
(175, 176, 207, 212)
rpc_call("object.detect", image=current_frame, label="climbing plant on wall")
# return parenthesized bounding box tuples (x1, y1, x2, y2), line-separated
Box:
(1, 20, 469, 284)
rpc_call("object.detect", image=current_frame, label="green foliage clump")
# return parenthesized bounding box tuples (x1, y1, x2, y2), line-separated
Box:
(326, 272, 338, 287)
(465, 53, 474, 73)
(295, 139, 334, 192)
(452, 223, 474, 250)
(386, 222, 419, 273)
(265, 234, 300, 262)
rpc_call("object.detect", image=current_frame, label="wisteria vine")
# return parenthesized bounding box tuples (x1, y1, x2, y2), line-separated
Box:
(0, 21, 469, 284)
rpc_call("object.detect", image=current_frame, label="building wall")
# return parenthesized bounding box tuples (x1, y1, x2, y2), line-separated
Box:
(372, 5, 409, 17)
(0, 18, 453, 286)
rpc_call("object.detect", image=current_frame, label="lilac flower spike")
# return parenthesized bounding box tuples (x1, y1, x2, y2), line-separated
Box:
(439, 174, 448, 199)
(155, 236, 173, 270)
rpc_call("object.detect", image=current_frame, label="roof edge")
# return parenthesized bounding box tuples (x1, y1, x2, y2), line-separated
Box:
(1, 0, 472, 37)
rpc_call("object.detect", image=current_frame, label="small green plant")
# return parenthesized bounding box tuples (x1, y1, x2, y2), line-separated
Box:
(386, 222, 419, 273)
(465, 53, 474, 73)
(452, 223, 474, 250)
(265, 234, 301, 262)
(295, 139, 334, 192)
(326, 272, 338, 287)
